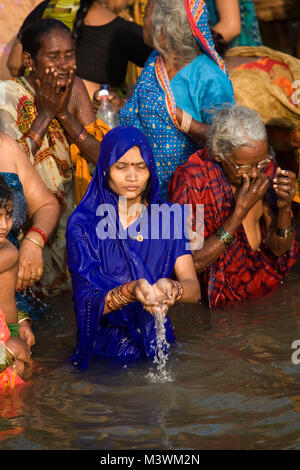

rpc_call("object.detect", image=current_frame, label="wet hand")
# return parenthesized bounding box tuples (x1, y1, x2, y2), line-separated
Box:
(273, 168, 296, 210)
(34, 66, 75, 120)
(133, 279, 159, 313)
(235, 172, 270, 219)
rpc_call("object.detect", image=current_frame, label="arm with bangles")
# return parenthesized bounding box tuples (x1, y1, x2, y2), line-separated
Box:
(103, 255, 200, 316)
(263, 168, 297, 257)
(4, 135, 60, 296)
(170, 171, 270, 273)
(26, 69, 101, 164)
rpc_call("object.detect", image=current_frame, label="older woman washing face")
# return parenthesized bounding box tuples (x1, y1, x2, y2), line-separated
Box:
(66, 126, 200, 369)
(169, 106, 299, 308)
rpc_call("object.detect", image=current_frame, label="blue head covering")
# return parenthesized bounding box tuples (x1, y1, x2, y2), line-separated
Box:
(66, 126, 179, 369)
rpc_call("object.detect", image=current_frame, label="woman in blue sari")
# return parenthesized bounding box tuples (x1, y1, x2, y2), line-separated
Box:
(66, 126, 200, 370)
(119, 0, 235, 199)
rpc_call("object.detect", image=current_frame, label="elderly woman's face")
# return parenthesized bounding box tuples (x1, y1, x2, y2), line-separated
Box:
(143, 0, 154, 48)
(108, 146, 150, 203)
(33, 30, 76, 86)
(218, 140, 270, 186)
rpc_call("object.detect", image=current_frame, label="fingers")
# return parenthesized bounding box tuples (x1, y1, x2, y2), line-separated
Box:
(241, 173, 250, 192)
(273, 168, 296, 202)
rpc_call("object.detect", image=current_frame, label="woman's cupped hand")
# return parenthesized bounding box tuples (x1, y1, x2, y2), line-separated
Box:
(133, 278, 177, 316)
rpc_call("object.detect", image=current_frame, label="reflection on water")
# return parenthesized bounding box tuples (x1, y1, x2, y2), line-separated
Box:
(1, 265, 300, 449)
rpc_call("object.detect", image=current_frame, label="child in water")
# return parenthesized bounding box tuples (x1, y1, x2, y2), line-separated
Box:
(0, 176, 33, 381)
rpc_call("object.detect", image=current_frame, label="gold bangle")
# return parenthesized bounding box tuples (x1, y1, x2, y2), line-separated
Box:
(26, 129, 43, 148)
(24, 236, 44, 249)
(4, 344, 16, 361)
(18, 311, 32, 325)
(73, 127, 88, 144)
(172, 280, 184, 302)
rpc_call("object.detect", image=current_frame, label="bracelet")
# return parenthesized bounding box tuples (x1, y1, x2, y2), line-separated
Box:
(171, 280, 184, 302)
(73, 127, 88, 144)
(180, 110, 192, 134)
(275, 225, 295, 238)
(24, 236, 44, 249)
(4, 344, 16, 361)
(215, 226, 235, 246)
(0, 344, 15, 373)
(105, 284, 133, 312)
(28, 226, 47, 245)
(26, 129, 43, 148)
(18, 311, 32, 325)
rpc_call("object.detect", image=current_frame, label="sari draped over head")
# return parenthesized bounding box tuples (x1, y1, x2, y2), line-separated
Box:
(120, 0, 235, 199)
(169, 148, 299, 308)
(66, 126, 191, 369)
(0, 77, 75, 295)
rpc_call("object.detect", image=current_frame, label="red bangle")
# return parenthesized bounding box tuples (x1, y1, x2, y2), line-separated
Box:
(28, 226, 47, 245)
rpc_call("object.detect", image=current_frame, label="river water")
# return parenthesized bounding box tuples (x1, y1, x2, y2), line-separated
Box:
(1, 261, 300, 450)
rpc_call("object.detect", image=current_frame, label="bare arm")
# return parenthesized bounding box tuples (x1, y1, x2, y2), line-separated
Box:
(176, 107, 209, 147)
(264, 168, 296, 257)
(1, 135, 60, 289)
(58, 76, 101, 165)
(0, 242, 18, 275)
(212, 0, 241, 43)
(173, 254, 200, 303)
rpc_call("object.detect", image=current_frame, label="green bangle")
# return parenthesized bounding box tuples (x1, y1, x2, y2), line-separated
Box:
(18, 311, 32, 325)
(275, 225, 295, 238)
(215, 226, 235, 246)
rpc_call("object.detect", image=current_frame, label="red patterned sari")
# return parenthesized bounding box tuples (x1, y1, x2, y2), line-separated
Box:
(169, 149, 299, 308)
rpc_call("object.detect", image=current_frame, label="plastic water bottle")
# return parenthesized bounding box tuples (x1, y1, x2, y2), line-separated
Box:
(95, 84, 120, 129)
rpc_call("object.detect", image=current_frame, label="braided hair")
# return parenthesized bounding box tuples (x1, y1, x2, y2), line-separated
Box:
(73, 0, 95, 42)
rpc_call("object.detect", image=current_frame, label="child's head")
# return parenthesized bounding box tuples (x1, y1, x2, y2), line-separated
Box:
(0, 176, 14, 243)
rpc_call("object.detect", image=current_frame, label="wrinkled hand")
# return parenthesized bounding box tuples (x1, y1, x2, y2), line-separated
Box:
(17, 239, 43, 291)
(19, 320, 35, 348)
(235, 173, 270, 219)
(35, 66, 75, 120)
(273, 167, 296, 210)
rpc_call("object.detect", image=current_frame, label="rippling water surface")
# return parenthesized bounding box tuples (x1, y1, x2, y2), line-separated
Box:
(1, 261, 300, 450)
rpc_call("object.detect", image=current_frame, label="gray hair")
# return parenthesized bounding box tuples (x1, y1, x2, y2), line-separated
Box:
(152, 0, 201, 68)
(208, 105, 268, 158)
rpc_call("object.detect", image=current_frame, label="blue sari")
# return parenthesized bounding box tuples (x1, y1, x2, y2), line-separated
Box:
(66, 127, 191, 370)
(119, 0, 235, 199)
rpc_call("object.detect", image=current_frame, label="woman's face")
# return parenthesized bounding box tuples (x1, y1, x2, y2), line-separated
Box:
(31, 30, 76, 86)
(143, 0, 154, 48)
(108, 146, 150, 203)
